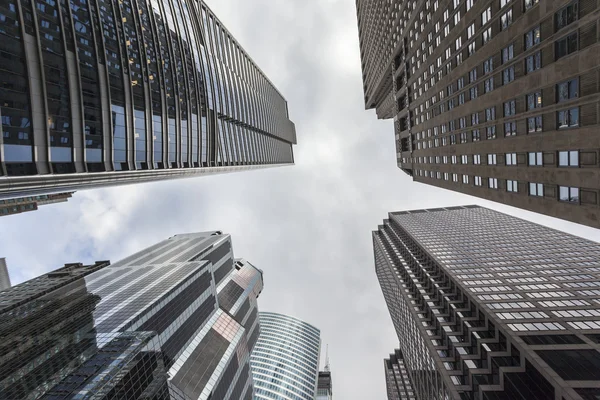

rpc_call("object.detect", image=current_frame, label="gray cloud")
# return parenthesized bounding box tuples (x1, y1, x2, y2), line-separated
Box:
(2, 0, 600, 398)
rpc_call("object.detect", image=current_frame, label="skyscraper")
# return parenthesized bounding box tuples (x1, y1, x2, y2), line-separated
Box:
(0, 231, 261, 399)
(250, 312, 321, 400)
(384, 350, 416, 400)
(0, 192, 74, 217)
(356, 0, 600, 228)
(316, 346, 333, 400)
(0, 0, 296, 200)
(0, 258, 11, 290)
(373, 205, 600, 400)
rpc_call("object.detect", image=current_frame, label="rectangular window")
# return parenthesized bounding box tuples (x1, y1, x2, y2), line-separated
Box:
(468, 41, 476, 55)
(470, 86, 478, 99)
(501, 9, 513, 30)
(450, 134, 457, 144)
(486, 126, 497, 139)
(460, 132, 468, 143)
(500, 0, 510, 8)
(469, 68, 477, 83)
(503, 67, 515, 84)
(559, 186, 580, 203)
(472, 113, 480, 125)
(467, 0, 474, 10)
(482, 27, 492, 44)
(529, 151, 543, 166)
(506, 153, 517, 165)
(525, 0, 540, 10)
(462, 155, 469, 164)
(475, 176, 483, 186)
(557, 78, 579, 102)
(555, 1, 579, 31)
(452, 155, 458, 164)
(453, 173, 459, 182)
(557, 108, 579, 128)
(472, 129, 481, 141)
(507, 179, 518, 192)
(555, 33, 578, 60)
(504, 100, 516, 116)
(489, 177, 498, 189)
(529, 182, 544, 196)
(484, 57, 494, 74)
(528, 116, 543, 132)
(527, 92, 542, 110)
(486, 107, 496, 121)
(482, 7, 492, 25)
(558, 150, 579, 166)
(502, 44, 514, 63)
(525, 26, 541, 49)
(526, 52, 541, 73)
(463, 175, 470, 184)
(484, 78, 494, 93)
(487, 154, 497, 164)
(504, 121, 517, 136)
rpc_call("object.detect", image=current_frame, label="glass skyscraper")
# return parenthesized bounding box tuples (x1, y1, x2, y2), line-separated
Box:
(0, 231, 262, 399)
(373, 205, 600, 400)
(0, 0, 296, 199)
(250, 312, 321, 400)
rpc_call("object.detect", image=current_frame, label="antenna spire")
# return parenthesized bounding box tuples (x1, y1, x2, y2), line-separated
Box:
(324, 344, 330, 372)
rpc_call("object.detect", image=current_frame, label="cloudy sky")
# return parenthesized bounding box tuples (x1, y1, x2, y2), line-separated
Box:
(3, 0, 600, 398)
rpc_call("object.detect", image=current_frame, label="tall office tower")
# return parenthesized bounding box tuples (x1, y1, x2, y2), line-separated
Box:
(0, 191, 74, 217)
(0, 0, 296, 200)
(316, 348, 333, 400)
(373, 205, 600, 400)
(356, 0, 600, 228)
(0, 232, 262, 400)
(384, 350, 416, 400)
(0, 258, 11, 290)
(251, 312, 321, 400)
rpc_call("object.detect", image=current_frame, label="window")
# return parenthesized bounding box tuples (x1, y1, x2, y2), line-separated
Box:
(472, 129, 481, 141)
(454, 11, 461, 25)
(453, 173, 459, 182)
(525, 26, 541, 49)
(458, 93, 465, 104)
(526, 52, 541, 73)
(501, 9, 513, 30)
(469, 68, 477, 83)
(470, 86, 478, 99)
(528, 117, 543, 132)
(507, 179, 518, 192)
(452, 155, 458, 164)
(486, 126, 496, 139)
(485, 107, 496, 121)
(467, 0, 474, 10)
(474, 154, 481, 164)
(489, 177, 498, 189)
(503, 67, 515, 84)
(456, 37, 462, 50)
(463, 175, 470, 184)
(482, 27, 492, 44)
(525, 0, 540, 10)
(559, 186, 580, 203)
(443, 156, 448, 164)
(444, 172, 450, 180)
(555, 2, 579, 31)
(527, 92, 542, 110)
(557, 108, 579, 128)
(475, 176, 483, 186)
(484, 78, 494, 93)
(484, 57, 494, 74)
(472, 113, 480, 125)
(450, 134, 457, 144)
(529, 182, 544, 196)
(555, 33, 578, 60)
(558, 150, 579, 166)
(460, 132, 468, 143)
(487, 154, 497, 165)
(557, 78, 579, 102)
(500, 0, 510, 8)
(504, 121, 517, 136)
(529, 151, 543, 166)
(468, 41, 476, 55)
(468, 23, 476, 39)
(506, 153, 517, 165)
(504, 100, 516, 116)
(459, 117, 466, 129)
(462, 155, 468, 164)
(502, 44, 514, 63)
(482, 7, 492, 25)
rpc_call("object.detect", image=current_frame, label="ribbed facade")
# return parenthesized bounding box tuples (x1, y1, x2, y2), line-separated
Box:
(250, 312, 321, 400)
(374, 205, 600, 399)
(384, 350, 416, 400)
(0, 191, 73, 217)
(0, 0, 296, 199)
(0, 231, 262, 399)
(357, 0, 600, 229)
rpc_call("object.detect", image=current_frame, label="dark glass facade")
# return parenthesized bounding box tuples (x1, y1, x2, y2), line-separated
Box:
(357, 0, 600, 228)
(0, 0, 296, 199)
(385, 350, 417, 400)
(0, 231, 263, 399)
(374, 206, 600, 399)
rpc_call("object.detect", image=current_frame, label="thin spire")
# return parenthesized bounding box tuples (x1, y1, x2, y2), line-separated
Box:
(324, 344, 330, 372)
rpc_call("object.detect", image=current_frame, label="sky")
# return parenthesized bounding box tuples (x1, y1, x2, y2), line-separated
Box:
(2, 0, 600, 398)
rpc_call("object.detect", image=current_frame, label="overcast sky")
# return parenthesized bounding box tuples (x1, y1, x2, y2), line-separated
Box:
(2, 0, 600, 398)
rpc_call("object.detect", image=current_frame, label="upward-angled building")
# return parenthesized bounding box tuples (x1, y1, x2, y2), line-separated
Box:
(0, 192, 74, 217)
(0, 231, 261, 400)
(384, 350, 416, 400)
(0, 258, 11, 291)
(356, 0, 600, 228)
(0, 0, 295, 200)
(373, 206, 600, 400)
(251, 312, 321, 400)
